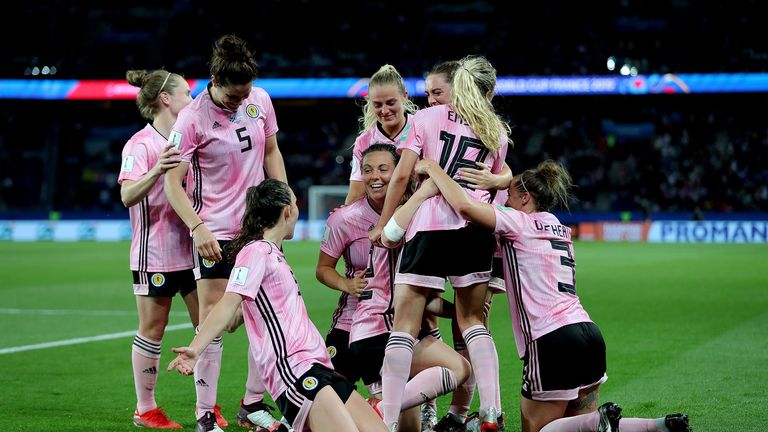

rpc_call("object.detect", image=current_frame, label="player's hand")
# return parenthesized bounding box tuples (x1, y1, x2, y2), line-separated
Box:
(153, 143, 182, 175)
(417, 178, 439, 198)
(329, 203, 348, 215)
(167, 347, 199, 375)
(368, 224, 384, 247)
(193, 225, 222, 262)
(414, 159, 439, 176)
(458, 162, 501, 190)
(343, 270, 369, 297)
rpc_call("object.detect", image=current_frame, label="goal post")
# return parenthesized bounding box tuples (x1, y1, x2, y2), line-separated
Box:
(308, 185, 349, 223)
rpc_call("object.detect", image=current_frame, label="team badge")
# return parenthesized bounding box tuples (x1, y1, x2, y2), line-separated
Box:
(151, 273, 166, 287)
(302, 376, 319, 391)
(327, 345, 337, 358)
(246, 104, 260, 119)
(202, 258, 216, 268)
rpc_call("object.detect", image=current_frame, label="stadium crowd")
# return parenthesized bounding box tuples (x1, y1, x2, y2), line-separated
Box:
(1, 95, 765, 217)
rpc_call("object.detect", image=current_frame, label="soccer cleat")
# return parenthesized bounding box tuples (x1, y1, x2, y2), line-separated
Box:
(367, 397, 383, 419)
(196, 412, 224, 432)
(664, 413, 692, 432)
(496, 411, 506, 432)
(597, 402, 622, 432)
(214, 405, 228, 428)
(132, 407, 182, 429)
(434, 412, 467, 432)
(236, 399, 287, 431)
(421, 403, 438, 431)
(479, 406, 498, 432)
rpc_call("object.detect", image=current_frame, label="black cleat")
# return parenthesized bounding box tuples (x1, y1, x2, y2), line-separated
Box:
(597, 402, 622, 432)
(664, 413, 691, 432)
(433, 412, 467, 432)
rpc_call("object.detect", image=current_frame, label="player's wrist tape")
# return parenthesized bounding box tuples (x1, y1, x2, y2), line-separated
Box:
(383, 218, 406, 243)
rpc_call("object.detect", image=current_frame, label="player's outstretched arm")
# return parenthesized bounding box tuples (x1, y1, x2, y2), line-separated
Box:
(415, 159, 496, 230)
(168, 292, 243, 374)
(381, 178, 439, 247)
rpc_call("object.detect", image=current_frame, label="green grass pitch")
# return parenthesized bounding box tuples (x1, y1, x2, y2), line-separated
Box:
(0, 241, 766, 431)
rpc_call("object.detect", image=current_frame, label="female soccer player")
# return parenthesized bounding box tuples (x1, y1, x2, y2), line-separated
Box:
(423, 59, 512, 432)
(168, 180, 387, 432)
(404, 158, 692, 432)
(344, 64, 419, 204)
(319, 144, 470, 432)
(164, 34, 286, 431)
(373, 55, 511, 432)
(119, 68, 196, 429)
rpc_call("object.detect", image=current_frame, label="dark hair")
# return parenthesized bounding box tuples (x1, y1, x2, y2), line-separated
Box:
(513, 160, 573, 212)
(126, 69, 183, 120)
(360, 143, 416, 204)
(209, 34, 259, 87)
(427, 60, 460, 83)
(361, 143, 399, 166)
(228, 179, 292, 261)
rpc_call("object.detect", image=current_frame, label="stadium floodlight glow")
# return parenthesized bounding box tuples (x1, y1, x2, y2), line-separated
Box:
(607, 56, 616, 71)
(50, 66, 57, 75)
(620, 65, 630, 76)
(630, 67, 638, 76)
(41, 66, 50, 75)
(31, 67, 40, 76)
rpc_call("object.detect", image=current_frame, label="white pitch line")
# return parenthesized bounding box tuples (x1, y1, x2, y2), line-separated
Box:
(0, 308, 190, 317)
(0, 323, 193, 355)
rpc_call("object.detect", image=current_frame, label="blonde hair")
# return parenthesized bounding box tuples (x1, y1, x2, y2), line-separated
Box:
(126, 69, 183, 120)
(451, 56, 511, 152)
(359, 64, 419, 133)
(513, 160, 573, 211)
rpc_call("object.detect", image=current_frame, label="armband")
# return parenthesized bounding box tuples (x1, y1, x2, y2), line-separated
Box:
(383, 218, 406, 243)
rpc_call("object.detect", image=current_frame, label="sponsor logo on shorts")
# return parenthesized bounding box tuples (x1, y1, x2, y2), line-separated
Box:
(246, 104, 260, 119)
(327, 345, 337, 358)
(202, 258, 216, 268)
(151, 273, 165, 287)
(302, 376, 318, 391)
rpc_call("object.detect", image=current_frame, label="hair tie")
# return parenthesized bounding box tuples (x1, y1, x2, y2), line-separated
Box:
(157, 72, 172, 96)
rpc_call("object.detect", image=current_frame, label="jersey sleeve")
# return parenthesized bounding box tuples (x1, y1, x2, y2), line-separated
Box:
(491, 136, 509, 174)
(261, 90, 279, 138)
(173, 107, 200, 163)
(226, 246, 267, 300)
(118, 140, 150, 184)
(401, 110, 424, 156)
(493, 205, 528, 241)
(349, 136, 365, 182)
(319, 210, 348, 259)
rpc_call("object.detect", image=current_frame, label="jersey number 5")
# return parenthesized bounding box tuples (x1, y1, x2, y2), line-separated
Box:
(438, 131, 490, 188)
(236, 127, 253, 153)
(550, 240, 576, 294)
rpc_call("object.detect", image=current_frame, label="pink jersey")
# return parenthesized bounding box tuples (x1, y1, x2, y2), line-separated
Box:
(349, 115, 413, 182)
(173, 85, 279, 239)
(118, 124, 194, 272)
(320, 197, 397, 342)
(493, 206, 591, 358)
(227, 240, 333, 401)
(402, 105, 508, 240)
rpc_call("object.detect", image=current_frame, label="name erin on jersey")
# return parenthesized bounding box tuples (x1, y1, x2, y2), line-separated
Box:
(447, 110, 469, 126)
(534, 220, 571, 239)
